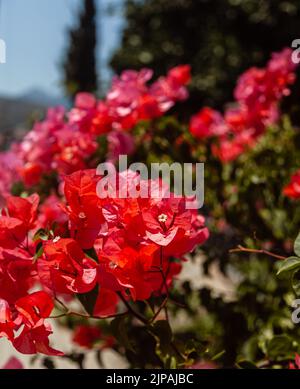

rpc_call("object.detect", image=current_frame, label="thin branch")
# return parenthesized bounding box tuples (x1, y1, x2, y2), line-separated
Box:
(117, 292, 149, 325)
(149, 297, 168, 324)
(50, 313, 67, 319)
(171, 341, 186, 361)
(229, 245, 286, 261)
(168, 297, 187, 308)
(52, 296, 128, 320)
(55, 296, 69, 311)
(50, 309, 128, 320)
(164, 306, 169, 323)
(149, 247, 171, 324)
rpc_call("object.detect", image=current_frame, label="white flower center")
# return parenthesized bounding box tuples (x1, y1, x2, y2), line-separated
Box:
(158, 213, 168, 223)
(109, 261, 117, 270)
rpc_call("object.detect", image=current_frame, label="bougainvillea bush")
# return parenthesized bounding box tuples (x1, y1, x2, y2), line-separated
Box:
(1, 49, 300, 368)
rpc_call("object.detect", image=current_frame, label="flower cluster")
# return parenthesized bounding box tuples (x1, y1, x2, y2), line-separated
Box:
(0, 150, 22, 206)
(73, 324, 114, 350)
(283, 171, 300, 199)
(0, 169, 208, 356)
(0, 64, 196, 358)
(0, 49, 295, 362)
(190, 48, 297, 162)
(289, 354, 300, 369)
(1, 357, 23, 369)
(0, 65, 190, 203)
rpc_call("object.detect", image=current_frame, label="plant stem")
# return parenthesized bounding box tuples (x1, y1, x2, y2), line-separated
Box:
(230, 245, 286, 260)
(50, 309, 128, 320)
(52, 296, 128, 320)
(117, 292, 149, 325)
(149, 297, 168, 323)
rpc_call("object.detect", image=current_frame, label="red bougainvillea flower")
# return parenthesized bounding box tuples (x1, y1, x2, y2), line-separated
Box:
(283, 171, 300, 199)
(90, 102, 113, 135)
(5, 194, 39, 231)
(190, 48, 298, 162)
(12, 291, 62, 356)
(18, 107, 65, 174)
(0, 65, 189, 192)
(0, 217, 27, 250)
(38, 193, 68, 231)
(38, 238, 97, 294)
(13, 321, 62, 356)
(0, 194, 39, 249)
(73, 324, 102, 349)
(107, 130, 135, 163)
(73, 324, 115, 350)
(53, 129, 98, 175)
(68, 92, 98, 133)
(0, 150, 22, 206)
(211, 129, 256, 163)
(19, 162, 44, 187)
(62, 169, 105, 248)
(93, 287, 119, 317)
(106, 68, 153, 130)
(0, 246, 36, 305)
(0, 299, 14, 340)
(289, 353, 300, 369)
(94, 170, 209, 301)
(235, 48, 296, 105)
(1, 357, 23, 369)
(189, 107, 226, 139)
(142, 196, 209, 256)
(14, 291, 54, 327)
(150, 65, 190, 113)
(105, 65, 190, 129)
(0, 292, 62, 356)
(97, 237, 162, 301)
(0, 166, 209, 355)
(168, 64, 191, 86)
(0, 58, 203, 358)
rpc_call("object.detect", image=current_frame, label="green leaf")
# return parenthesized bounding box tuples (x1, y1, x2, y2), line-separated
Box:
(77, 284, 99, 316)
(292, 270, 300, 296)
(169, 356, 177, 369)
(276, 256, 300, 276)
(236, 359, 258, 369)
(149, 320, 173, 354)
(49, 222, 58, 236)
(110, 316, 135, 352)
(266, 335, 295, 361)
(33, 228, 48, 242)
(295, 232, 300, 257)
(84, 247, 98, 262)
(211, 350, 226, 361)
(147, 320, 185, 367)
(184, 339, 208, 357)
(33, 242, 43, 262)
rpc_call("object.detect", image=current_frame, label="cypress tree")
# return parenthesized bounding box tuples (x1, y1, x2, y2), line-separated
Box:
(63, 0, 98, 100)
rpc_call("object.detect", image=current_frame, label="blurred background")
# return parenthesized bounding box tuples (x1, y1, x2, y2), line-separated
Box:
(1, 0, 300, 147)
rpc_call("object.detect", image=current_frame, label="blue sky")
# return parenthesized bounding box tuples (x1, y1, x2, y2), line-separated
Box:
(0, 0, 124, 97)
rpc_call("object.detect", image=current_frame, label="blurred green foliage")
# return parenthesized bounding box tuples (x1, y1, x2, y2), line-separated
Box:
(111, 0, 300, 115)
